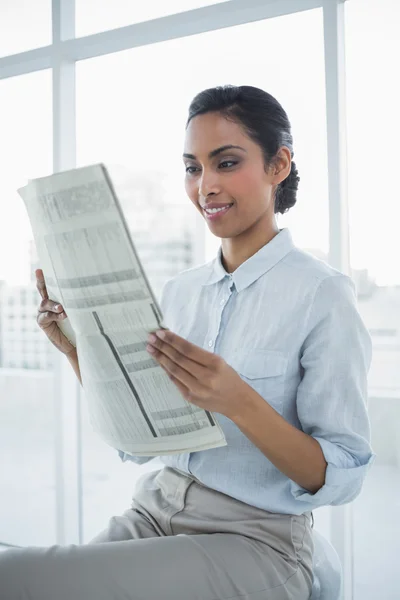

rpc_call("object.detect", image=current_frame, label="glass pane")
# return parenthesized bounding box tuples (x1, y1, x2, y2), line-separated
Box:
(346, 1, 400, 599)
(0, 70, 55, 546)
(76, 7, 327, 541)
(0, 0, 51, 58)
(76, 0, 229, 37)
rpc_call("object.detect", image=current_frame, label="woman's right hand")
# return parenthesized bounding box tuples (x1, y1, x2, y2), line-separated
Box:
(36, 268, 75, 356)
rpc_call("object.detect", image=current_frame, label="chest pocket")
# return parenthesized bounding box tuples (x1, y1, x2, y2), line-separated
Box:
(229, 350, 288, 413)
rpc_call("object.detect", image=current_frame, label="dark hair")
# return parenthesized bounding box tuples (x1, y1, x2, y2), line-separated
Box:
(186, 85, 299, 215)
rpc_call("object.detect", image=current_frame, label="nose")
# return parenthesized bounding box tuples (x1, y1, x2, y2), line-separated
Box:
(198, 168, 222, 199)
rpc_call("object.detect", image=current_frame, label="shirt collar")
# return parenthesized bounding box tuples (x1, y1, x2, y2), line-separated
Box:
(203, 228, 295, 292)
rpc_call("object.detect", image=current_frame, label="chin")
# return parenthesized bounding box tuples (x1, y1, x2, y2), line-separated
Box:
(207, 223, 245, 239)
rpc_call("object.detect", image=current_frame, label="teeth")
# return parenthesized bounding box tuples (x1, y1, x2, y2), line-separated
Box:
(205, 205, 232, 214)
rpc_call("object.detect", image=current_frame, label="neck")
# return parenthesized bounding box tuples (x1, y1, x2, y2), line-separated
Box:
(220, 218, 280, 273)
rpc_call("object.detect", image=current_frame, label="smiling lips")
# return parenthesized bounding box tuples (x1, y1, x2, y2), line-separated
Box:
(202, 202, 234, 220)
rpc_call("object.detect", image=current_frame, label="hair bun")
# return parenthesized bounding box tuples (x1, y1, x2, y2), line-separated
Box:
(275, 160, 300, 215)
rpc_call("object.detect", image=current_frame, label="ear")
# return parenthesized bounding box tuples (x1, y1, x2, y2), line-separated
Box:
(271, 147, 292, 185)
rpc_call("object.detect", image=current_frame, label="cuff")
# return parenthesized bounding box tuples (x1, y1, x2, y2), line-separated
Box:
(290, 437, 376, 507)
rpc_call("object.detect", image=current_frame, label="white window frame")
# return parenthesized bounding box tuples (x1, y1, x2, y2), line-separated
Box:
(0, 0, 351, 596)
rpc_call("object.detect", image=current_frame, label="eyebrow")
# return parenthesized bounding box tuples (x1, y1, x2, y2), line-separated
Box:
(183, 145, 247, 160)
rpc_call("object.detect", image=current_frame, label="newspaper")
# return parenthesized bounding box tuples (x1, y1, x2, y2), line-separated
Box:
(18, 164, 227, 456)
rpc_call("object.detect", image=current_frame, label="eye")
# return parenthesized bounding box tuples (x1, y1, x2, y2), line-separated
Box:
(219, 160, 238, 169)
(185, 165, 200, 174)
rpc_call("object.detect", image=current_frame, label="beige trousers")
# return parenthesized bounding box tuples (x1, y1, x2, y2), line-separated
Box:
(0, 466, 314, 600)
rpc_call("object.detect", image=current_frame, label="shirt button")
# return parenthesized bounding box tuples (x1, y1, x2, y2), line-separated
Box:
(208, 340, 213, 348)
(220, 298, 225, 306)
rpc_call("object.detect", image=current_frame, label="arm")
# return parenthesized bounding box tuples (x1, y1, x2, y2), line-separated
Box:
(233, 391, 327, 493)
(233, 274, 374, 505)
(287, 274, 375, 505)
(147, 274, 375, 504)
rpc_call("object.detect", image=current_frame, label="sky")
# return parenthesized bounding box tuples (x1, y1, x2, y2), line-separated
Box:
(0, 0, 399, 286)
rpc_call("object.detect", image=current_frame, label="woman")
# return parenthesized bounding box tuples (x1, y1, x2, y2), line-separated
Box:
(1, 85, 374, 600)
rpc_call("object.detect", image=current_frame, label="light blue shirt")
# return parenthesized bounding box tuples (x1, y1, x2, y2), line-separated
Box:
(121, 228, 375, 515)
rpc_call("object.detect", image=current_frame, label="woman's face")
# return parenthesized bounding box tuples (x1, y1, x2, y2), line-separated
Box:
(183, 111, 288, 241)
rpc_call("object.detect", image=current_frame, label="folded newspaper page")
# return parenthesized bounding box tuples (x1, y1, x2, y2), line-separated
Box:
(18, 164, 227, 456)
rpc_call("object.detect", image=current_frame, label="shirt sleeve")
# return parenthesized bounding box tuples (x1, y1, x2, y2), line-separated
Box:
(290, 274, 375, 507)
(117, 278, 174, 464)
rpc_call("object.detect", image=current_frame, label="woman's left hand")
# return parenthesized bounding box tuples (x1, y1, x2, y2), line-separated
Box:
(147, 330, 248, 419)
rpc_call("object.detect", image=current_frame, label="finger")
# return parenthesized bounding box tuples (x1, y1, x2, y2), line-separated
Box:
(149, 347, 201, 392)
(154, 330, 215, 368)
(37, 310, 67, 326)
(36, 269, 49, 301)
(38, 298, 65, 314)
(147, 334, 207, 381)
(162, 369, 190, 399)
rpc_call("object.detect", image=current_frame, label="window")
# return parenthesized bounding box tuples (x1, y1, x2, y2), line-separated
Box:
(76, 0, 229, 37)
(345, 1, 400, 598)
(0, 70, 56, 546)
(76, 6, 327, 541)
(0, 0, 51, 58)
(1, 5, 397, 595)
